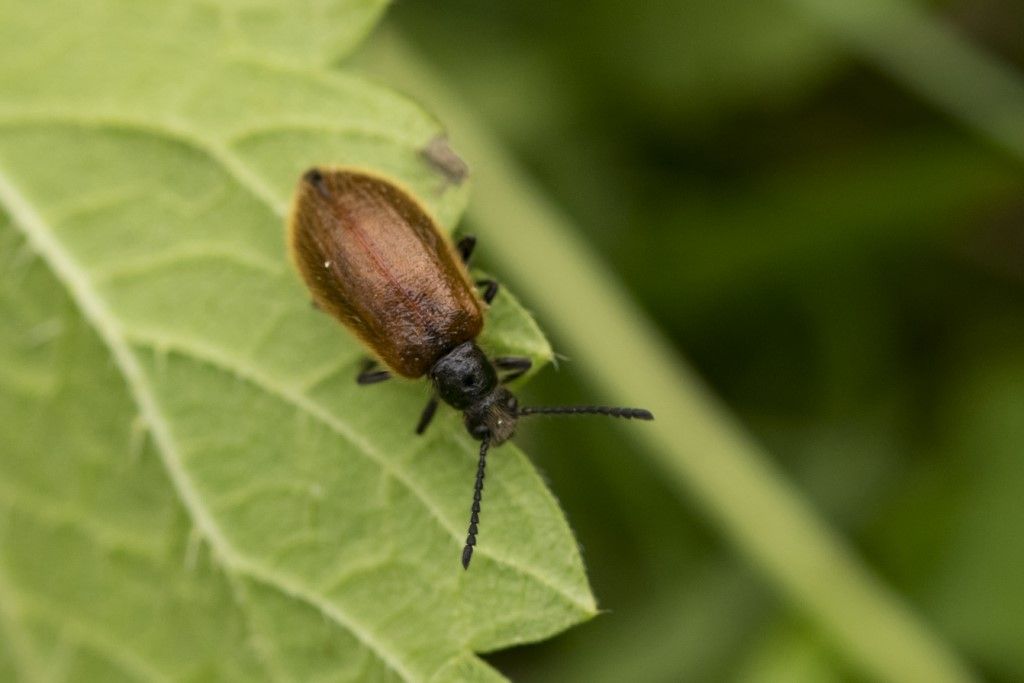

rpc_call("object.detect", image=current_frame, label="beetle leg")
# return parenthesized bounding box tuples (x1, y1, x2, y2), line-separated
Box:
(456, 235, 477, 264)
(457, 236, 498, 302)
(494, 356, 532, 383)
(415, 396, 440, 435)
(356, 359, 391, 385)
(477, 279, 499, 304)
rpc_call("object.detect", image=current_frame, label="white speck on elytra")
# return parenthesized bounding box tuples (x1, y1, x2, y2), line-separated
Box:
(323, 260, 331, 268)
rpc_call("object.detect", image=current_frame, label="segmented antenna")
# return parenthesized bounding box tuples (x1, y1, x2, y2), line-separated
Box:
(461, 438, 490, 569)
(518, 405, 654, 420)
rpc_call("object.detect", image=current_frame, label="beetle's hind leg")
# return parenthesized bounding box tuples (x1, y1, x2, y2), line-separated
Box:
(456, 235, 476, 264)
(415, 396, 440, 435)
(494, 356, 532, 383)
(477, 279, 499, 304)
(356, 359, 391, 385)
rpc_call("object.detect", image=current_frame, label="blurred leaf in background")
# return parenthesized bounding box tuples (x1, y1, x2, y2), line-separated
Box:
(374, 0, 1024, 680)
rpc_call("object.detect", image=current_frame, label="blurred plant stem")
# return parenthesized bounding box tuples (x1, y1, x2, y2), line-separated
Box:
(358, 29, 976, 683)
(788, 0, 1024, 163)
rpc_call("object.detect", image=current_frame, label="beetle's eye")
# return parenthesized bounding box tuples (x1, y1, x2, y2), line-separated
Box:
(462, 373, 475, 387)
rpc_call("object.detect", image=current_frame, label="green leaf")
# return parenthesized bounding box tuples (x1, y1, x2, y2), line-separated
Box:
(0, 1, 594, 681)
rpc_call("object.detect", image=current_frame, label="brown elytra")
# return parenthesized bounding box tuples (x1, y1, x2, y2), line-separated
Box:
(288, 168, 483, 378)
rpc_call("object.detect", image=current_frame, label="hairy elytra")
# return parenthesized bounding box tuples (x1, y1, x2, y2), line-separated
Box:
(287, 167, 653, 569)
(289, 168, 481, 378)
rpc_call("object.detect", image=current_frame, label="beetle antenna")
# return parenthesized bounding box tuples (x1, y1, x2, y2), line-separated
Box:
(461, 438, 490, 569)
(517, 405, 654, 420)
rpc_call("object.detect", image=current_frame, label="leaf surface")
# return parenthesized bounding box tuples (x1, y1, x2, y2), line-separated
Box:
(0, 1, 596, 680)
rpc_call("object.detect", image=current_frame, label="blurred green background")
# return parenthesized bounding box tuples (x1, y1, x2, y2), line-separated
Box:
(372, 1, 1024, 680)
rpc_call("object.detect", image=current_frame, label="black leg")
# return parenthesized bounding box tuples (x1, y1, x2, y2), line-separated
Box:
(456, 235, 476, 264)
(494, 356, 532, 383)
(457, 237, 498, 304)
(477, 279, 499, 304)
(356, 359, 391, 385)
(415, 396, 440, 435)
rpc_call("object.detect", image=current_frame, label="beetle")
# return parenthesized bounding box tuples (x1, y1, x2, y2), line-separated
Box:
(288, 167, 653, 569)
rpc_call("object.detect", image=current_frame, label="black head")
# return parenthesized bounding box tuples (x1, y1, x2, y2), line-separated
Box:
(429, 341, 519, 444)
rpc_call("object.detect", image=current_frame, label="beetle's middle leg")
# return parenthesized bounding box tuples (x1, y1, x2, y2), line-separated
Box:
(456, 235, 476, 264)
(356, 359, 391, 385)
(415, 396, 440, 435)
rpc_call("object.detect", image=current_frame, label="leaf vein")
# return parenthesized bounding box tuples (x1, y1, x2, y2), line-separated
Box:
(0, 576, 168, 682)
(91, 245, 282, 285)
(0, 481, 164, 561)
(0, 165, 420, 682)
(125, 329, 594, 612)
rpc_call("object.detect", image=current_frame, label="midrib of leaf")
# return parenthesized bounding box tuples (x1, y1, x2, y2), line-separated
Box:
(0, 163, 417, 681)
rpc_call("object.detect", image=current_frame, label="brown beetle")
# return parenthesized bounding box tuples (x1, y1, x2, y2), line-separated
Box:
(288, 167, 652, 569)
